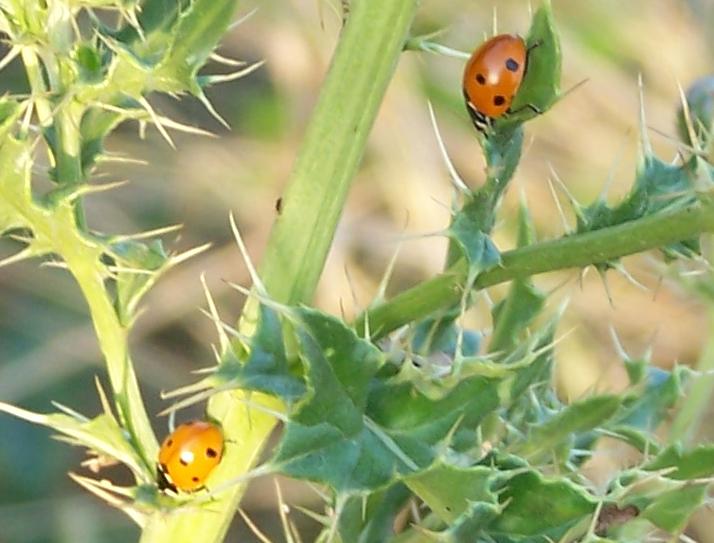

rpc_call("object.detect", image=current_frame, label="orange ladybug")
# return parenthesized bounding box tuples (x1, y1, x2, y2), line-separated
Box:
(157, 420, 224, 492)
(462, 34, 528, 131)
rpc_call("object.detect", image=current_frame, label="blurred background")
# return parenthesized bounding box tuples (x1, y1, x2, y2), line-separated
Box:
(1, 0, 713, 541)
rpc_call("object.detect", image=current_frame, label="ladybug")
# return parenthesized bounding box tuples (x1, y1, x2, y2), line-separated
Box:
(157, 420, 224, 492)
(462, 33, 529, 132)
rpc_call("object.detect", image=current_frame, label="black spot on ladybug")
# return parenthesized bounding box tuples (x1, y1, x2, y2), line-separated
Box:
(179, 458, 189, 466)
(192, 476, 200, 483)
(476, 73, 486, 85)
(166, 439, 173, 447)
(493, 95, 506, 106)
(505, 58, 520, 72)
(206, 447, 218, 458)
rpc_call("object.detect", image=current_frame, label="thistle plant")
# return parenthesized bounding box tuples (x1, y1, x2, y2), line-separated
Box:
(1, 1, 714, 542)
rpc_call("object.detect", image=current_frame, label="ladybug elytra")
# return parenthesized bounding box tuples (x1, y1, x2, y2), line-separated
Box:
(157, 420, 224, 492)
(462, 33, 529, 132)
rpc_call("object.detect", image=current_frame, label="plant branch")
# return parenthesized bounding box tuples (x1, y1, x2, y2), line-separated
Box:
(139, 0, 420, 541)
(357, 196, 714, 339)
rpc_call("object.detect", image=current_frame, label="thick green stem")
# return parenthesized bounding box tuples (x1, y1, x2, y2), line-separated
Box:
(139, 0, 420, 541)
(248, 0, 420, 309)
(358, 197, 714, 339)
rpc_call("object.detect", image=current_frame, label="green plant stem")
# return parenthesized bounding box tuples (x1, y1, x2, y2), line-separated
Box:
(139, 0, 420, 541)
(19, 46, 156, 462)
(669, 304, 714, 443)
(246, 0, 420, 311)
(358, 197, 714, 339)
(62, 228, 158, 466)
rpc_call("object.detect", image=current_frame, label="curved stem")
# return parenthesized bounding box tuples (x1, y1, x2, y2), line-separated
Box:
(358, 197, 714, 339)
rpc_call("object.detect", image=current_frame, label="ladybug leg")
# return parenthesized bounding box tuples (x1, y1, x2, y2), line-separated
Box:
(508, 103, 541, 116)
(523, 40, 542, 79)
(156, 464, 178, 493)
(526, 40, 542, 55)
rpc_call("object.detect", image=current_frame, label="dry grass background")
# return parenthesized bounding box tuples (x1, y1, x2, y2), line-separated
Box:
(0, 0, 713, 541)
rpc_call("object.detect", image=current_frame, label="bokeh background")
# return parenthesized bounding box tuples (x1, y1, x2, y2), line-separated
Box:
(1, 0, 714, 541)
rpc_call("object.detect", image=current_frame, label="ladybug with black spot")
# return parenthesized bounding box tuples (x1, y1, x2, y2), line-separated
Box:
(462, 34, 534, 132)
(157, 420, 224, 493)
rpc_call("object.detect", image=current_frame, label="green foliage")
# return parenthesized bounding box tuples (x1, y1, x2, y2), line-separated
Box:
(0, 0, 255, 529)
(576, 154, 701, 264)
(1, 1, 714, 543)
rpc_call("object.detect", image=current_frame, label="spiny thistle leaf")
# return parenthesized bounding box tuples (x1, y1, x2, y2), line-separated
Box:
(441, 501, 503, 543)
(0, 135, 34, 236)
(639, 483, 708, 533)
(404, 462, 499, 522)
(577, 148, 701, 266)
(511, 0, 561, 114)
(270, 308, 403, 493)
(495, 0, 562, 128)
(489, 201, 545, 355)
(410, 311, 481, 358)
(212, 304, 304, 401)
(491, 470, 596, 539)
(219, 304, 304, 400)
(643, 443, 714, 480)
(609, 364, 688, 432)
(0, 401, 150, 481)
(367, 373, 500, 458)
(515, 395, 621, 460)
(448, 204, 501, 284)
(337, 484, 411, 543)
(500, 315, 557, 403)
(110, 239, 169, 324)
(113, 0, 188, 51)
(156, 0, 241, 94)
(615, 471, 708, 534)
